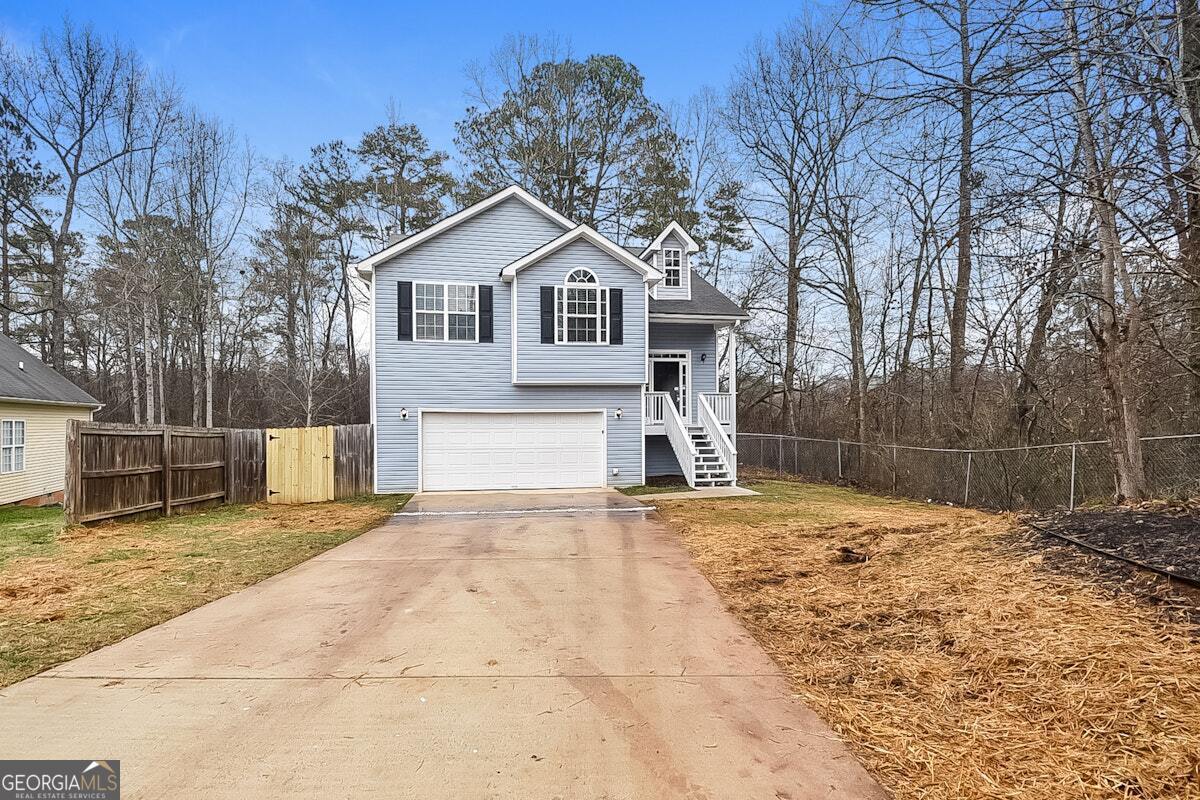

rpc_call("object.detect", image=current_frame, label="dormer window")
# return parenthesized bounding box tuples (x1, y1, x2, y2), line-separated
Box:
(662, 248, 682, 287)
(556, 268, 608, 344)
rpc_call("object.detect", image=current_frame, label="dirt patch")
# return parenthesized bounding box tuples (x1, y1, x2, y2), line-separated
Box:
(1031, 505, 1200, 582)
(655, 478, 1200, 800)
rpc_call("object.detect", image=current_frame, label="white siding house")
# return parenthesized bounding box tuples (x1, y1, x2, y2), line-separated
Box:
(0, 334, 101, 506)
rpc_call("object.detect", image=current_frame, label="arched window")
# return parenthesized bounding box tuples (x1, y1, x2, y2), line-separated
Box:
(556, 268, 608, 344)
(565, 268, 597, 284)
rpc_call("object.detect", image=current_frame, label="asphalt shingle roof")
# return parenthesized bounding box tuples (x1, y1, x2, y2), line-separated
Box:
(619, 246, 747, 318)
(649, 270, 748, 319)
(0, 333, 101, 407)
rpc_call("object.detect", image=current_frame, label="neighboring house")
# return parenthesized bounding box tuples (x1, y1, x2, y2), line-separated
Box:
(0, 334, 102, 506)
(356, 185, 748, 493)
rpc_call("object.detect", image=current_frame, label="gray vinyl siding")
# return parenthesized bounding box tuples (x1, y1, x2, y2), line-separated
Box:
(646, 436, 683, 476)
(651, 232, 691, 300)
(372, 196, 644, 492)
(514, 239, 647, 384)
(648, 322, 718, 421)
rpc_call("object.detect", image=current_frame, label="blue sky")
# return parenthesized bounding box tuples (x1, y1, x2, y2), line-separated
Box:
(3, 0, 809, 163)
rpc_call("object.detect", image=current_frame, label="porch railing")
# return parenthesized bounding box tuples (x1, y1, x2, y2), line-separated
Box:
(700, 392, 733, 426)
(662, 397, 697, 487)
(645, 392, 669, 430)
(698, 393, 737, 485)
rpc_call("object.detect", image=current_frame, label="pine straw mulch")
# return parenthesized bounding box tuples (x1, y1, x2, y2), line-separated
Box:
(653, 475, 1200, 800)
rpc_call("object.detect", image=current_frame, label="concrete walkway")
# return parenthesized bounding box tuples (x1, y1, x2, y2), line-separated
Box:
(0, 490, 884, 799)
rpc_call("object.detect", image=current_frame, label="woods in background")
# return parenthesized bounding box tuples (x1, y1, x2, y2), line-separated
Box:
(1, 1, 1197, 499)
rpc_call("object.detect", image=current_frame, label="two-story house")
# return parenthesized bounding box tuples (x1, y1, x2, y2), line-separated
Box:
(355, 186, 748, 493)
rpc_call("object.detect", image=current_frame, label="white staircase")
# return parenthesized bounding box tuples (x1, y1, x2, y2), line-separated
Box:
(687, 424, 734, 487)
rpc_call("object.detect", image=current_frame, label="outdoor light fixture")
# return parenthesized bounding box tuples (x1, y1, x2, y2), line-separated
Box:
(700, 353, 707, 362)
(615, 407, 623, 419)
(400, 407, 408, 420)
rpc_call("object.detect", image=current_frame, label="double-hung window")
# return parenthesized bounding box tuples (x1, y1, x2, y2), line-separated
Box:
(1, 419, 25, 473)
(662, 248, 682, 287)
(556, 268, 608, 344)
(414, 282, 477, 342)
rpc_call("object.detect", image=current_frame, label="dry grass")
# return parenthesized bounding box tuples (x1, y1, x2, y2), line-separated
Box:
(0, 496, 404, 687)
(655, 474, 1200, 800)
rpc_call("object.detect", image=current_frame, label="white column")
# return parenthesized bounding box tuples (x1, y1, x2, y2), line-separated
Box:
(729, 325, 738, 439)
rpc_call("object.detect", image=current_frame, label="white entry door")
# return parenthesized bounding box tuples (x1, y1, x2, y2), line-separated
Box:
(420, 411, 606, 491)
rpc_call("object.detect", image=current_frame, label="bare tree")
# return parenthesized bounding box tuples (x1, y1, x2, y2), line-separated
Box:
(0, 21, 144, 368)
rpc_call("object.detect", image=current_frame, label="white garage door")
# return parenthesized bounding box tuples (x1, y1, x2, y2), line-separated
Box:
(421, 411, 605, 491)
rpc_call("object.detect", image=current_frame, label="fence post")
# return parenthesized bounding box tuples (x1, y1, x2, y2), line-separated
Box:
(1069, 443, 1077, 511)
(778, 436, 783, 476)
(223, 428, 233, 504)
(837, 439, 843, 479)
(162, 426, 173, 516)
(892, 444, 898, 493)
(963, 451, 973, 505)
(64, 419, 82, 523)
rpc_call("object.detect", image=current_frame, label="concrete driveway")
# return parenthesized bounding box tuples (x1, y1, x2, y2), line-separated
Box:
(0, 490, 884, 799)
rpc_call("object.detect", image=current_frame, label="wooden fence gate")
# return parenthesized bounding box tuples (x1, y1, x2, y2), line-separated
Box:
(265, 426, 334, 504)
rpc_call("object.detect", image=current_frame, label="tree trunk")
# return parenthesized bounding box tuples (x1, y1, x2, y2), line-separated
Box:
(1065, 4, 1147, 501)
(780, 220, 800, 435)
(947, 0, 974, 445)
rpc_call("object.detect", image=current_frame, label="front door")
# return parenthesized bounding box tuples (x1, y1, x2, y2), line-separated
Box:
(649, 352, 690, 421)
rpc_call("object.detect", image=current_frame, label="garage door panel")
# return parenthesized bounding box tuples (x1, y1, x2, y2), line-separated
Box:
(422, 411, 605, 491)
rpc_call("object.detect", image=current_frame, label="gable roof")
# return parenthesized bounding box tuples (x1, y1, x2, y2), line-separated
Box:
(500, 225, 663, 283)
(354, 185, 574, 278)
(0, 334, 101, 408)
(639, 221, 700, 258)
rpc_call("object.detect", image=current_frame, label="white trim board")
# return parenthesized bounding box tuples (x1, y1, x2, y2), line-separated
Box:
(649, 313, 748, 325)
(0, 396, 103, 410)
(354, 186, 574, 277)
(639, 221, 700, 257)
(500, 225, 663, 284)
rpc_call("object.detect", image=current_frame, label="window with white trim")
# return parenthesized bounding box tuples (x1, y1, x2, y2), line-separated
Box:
(555, 268, 608, 344)
(414, 282, 477, 342)
(1, 419, 25, 473)
(662, 248, 682, 287)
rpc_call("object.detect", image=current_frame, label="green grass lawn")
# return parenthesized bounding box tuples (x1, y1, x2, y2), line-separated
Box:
(0, 505, 68, 568)
(617, 475, 695, 496)
(0, 495, 407, 687)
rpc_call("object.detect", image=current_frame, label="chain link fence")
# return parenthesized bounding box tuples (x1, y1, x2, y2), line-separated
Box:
(737, 433, 1200, 512)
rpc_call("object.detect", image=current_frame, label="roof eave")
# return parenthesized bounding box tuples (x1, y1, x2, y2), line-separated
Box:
(500, 225, 664, 284)
(639, 221, 701, 258)
(0, 395, 103, 410)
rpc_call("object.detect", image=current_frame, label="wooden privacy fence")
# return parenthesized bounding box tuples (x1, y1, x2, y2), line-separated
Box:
(64, 421, 374, 523)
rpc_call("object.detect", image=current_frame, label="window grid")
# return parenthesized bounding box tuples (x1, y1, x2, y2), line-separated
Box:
(556, 269, 608, 344)
(1, 419, 25, 474)
(662, 248, 682, 287)
(414, 282, 477, 342)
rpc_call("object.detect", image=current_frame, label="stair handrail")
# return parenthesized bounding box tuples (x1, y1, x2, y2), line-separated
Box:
(698, 393, 737, 485)
(662, 398, 697, 487)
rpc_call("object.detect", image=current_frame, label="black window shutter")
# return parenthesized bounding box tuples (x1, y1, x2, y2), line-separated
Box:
(478, 285, 493, 343)
(540, 286, 555, 343)
(609, 287, 623, 345)
(397, 281, 413, 340)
